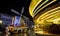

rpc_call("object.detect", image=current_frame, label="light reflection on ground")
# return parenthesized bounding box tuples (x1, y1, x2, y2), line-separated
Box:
(0, 33, 58, 36)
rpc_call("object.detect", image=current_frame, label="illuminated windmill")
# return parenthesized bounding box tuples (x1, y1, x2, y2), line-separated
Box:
(11, 7, 24, 26)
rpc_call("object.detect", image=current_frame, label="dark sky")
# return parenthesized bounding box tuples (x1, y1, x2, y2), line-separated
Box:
(0, 0, 33, 21)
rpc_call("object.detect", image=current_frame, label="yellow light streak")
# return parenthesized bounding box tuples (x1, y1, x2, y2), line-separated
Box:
(34, 0, 57, 15)
(36, 20, 46, 24)
(38, 7, 60, 20)
(35, 31, 44, 34)
(45, 13, 60, 22)
(29, 9, 34, 17)
(41, 10, 60, 20)
(32, 0, 42, 14)
(36, 10, 60, 24)
(53, 18, 60, 24)
(29, 0, 42, 17)
(39, 10, 60, 21)
(34, 0, 48, 13)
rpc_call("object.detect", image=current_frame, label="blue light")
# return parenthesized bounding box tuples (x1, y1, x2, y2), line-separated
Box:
(14, 16, 21, 26)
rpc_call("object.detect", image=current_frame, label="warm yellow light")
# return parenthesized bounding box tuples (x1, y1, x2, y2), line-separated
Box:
(29, 7, 34, 17)
(35, 31, 43, 34)
(41, 10, 60, 20)
(32, 0, 42, 13)
(29, 0, 42, 17)
(53, 18, 60, 24)
(34, 0, 48, 13)
(34, 0, 57, 15)
(36, 10, 60, 24)
(38, 7, 60, 20)
(44, 13, 60, 23)
(0, 20, 2, 24)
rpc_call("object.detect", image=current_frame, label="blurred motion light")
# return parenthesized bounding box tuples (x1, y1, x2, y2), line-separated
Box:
(36, 7, 60, 24)
(29, 0, 60, 35)
(34, 0, 49, 13)
(0, 20, 2, 24)
(53, 18, 60, 24)
(34, 0, 57, 15)
(39, 7, 60, 19)
(29, 0, 42, 17)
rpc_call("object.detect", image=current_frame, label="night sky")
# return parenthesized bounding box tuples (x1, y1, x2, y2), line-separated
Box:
(0, 0, 33, 21)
